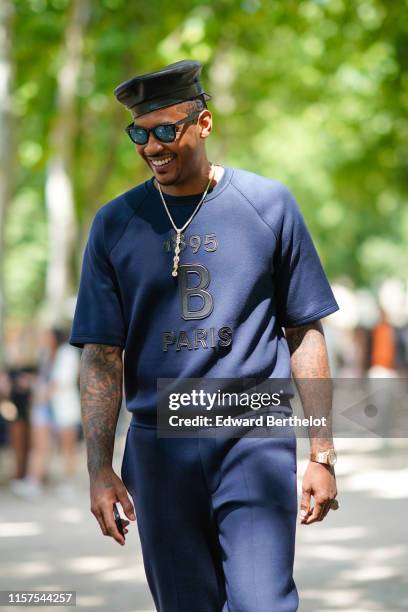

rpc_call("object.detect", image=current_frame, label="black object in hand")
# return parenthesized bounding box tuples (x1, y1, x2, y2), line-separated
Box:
(113, 503, 125, 537)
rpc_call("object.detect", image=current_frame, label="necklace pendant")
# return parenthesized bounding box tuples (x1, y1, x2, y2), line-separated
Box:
(172, 231, 181, 277)
(172, 255, 180, 276)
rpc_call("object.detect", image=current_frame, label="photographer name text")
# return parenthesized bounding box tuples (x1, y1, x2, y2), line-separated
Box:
(167, 415, 327, 428)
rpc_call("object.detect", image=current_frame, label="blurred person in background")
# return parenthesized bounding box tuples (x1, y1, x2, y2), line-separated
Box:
(0, 370, 12, 405)
(369, 307, 398, 378)
(367, 305, 407, 440)
(12, 328, 81, 500)
(395, 324, 408, 376)
(7, 367, 35, 487)
(0, 369, 13, 460)
(367, 304, 408, 376)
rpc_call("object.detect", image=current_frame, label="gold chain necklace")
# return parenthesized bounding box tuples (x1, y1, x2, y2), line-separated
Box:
(157, 163, 215, 277)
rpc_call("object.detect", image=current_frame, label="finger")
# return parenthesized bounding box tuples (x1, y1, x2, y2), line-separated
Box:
(317, 499, 331, 521)
(304, 500, 325, 524)
(319, 502, 331, 522)
(118, 492, 136, 521)
(118, 518, 130, 534)
(318, 500, 331, 521)
(300, 489, 311, 522)
(300, 508, 313, 523)
(108, 520, 126, 545)
(93, 509, 108, 536)
(102, 506, 126, 545)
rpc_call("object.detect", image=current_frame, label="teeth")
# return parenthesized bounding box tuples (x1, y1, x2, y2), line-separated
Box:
(150, 156, 174, 167)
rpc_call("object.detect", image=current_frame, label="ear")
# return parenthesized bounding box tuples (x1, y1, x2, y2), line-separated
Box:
(198, 110, 212, 139)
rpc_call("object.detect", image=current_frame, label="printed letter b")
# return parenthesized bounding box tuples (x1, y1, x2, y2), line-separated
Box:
(179, 264, 213, 320)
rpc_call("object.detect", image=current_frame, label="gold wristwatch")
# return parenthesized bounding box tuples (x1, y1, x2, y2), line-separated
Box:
(310, 448, 337, 466)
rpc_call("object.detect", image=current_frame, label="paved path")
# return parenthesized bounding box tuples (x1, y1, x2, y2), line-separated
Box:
(0, 436, 407, 611)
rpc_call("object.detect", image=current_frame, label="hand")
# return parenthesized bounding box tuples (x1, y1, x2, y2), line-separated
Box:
(89, 467, 136, 545)
(300, 461, 337, 525)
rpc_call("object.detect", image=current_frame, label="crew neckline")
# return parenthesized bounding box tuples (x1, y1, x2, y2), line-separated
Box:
(145, 166, 233, 206)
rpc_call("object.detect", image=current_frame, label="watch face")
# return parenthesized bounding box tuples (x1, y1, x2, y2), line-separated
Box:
(328, 449, 337, 466)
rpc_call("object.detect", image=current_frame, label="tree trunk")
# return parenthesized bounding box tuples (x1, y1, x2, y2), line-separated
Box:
(0, 0, 15, 367)
(44, 0, 90, 325)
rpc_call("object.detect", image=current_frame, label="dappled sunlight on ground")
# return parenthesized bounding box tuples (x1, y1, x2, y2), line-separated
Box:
(0, 440, 406, 610)
(0, 522, 43, 537)
(295, 439, 408, 611)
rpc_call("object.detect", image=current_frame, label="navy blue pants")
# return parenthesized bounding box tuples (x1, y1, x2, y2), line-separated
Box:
(121, 417, 299, 612)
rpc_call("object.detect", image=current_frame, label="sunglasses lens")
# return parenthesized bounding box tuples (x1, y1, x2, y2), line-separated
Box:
(129, 126, 148, 145)
(127, 122, 178, 145)
(154, 124, 176, 142)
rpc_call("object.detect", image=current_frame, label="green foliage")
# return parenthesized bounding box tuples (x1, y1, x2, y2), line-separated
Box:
(5, 188, 48, 318)
(8, 0, 408, 318)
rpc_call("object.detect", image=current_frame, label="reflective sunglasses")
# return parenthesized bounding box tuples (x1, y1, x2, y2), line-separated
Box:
(125, 111, 200, 145)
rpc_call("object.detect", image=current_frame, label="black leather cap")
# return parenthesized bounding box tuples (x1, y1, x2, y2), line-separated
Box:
(113, 60, 211, 117)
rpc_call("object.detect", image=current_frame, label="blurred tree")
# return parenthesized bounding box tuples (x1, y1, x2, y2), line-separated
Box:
(0, 0, 16, 365)
(45, 0, 90, 323)
(5, 0, 408, 327)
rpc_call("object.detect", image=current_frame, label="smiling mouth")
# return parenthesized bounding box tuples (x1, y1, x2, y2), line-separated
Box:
(148, 155, 175, 168)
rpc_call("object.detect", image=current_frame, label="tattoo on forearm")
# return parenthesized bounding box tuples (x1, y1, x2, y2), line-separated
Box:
(285, 321, 330, 378)
(80, 344, 123, 480)
(285, 322, 333, 445)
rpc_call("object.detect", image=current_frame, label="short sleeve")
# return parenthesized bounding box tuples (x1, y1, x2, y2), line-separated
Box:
(69, 211, 126, 348)
(273, 187, 339, 327)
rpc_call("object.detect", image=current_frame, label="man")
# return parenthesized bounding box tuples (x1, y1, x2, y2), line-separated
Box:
(70, 60, 339, 611)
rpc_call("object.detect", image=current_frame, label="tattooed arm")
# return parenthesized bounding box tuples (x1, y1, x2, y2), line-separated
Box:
(80, 344, 135, 545)
(285, 320, 333, 447)
(285, 321, 337, 525)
